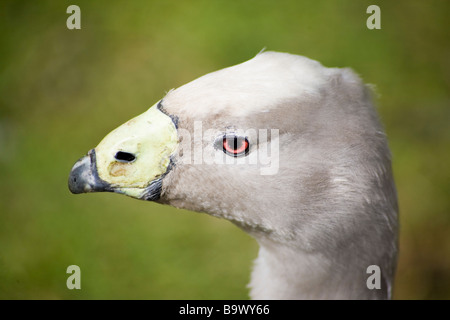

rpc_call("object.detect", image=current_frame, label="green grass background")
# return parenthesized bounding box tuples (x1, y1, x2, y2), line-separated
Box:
(0, 0, 448, 299)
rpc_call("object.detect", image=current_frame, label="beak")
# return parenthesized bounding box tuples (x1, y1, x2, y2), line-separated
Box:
(68, 149, 112, 194)
(68, 148, 164, 201)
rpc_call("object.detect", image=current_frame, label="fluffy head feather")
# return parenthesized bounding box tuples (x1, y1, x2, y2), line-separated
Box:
(69, 51, 398, 299)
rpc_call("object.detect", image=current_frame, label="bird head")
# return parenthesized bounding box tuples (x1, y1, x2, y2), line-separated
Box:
(68, 51, 398, 299)
(69, 51, 397, 250)
(68, 52, 331, 229)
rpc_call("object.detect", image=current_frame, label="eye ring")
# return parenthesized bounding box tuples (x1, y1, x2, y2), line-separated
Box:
(221, 135, 249, 157)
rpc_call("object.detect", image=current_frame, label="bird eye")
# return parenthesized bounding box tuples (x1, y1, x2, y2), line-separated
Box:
(114, 151, 136, 163)
(222, 135, 249, 157)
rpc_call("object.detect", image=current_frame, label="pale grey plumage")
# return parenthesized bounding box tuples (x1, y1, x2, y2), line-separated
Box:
(69, 51, 398, 299)
(160, 51, 398, 299)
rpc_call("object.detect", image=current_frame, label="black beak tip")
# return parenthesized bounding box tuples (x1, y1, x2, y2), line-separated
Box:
(68, 149, 112, 195)
(68, 170, 83, 194)
(68, 154, 91, 194)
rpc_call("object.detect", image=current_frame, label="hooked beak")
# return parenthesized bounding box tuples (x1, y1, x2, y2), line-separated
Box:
(68, 149, 112, 194)
(68, 149, 164, 201)
(68, 101, 177, 201)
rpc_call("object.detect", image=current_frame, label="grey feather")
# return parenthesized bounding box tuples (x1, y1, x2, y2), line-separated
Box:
(157, 51, 398, 299)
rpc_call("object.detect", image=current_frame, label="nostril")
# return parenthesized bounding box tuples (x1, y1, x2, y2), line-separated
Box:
(115, 151, 136, 163)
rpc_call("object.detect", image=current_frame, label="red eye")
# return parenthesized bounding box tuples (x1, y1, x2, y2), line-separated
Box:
(222, 136, 249, 157)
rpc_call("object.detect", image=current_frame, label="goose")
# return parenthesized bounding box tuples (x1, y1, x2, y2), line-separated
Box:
(68, 51, 398, 299)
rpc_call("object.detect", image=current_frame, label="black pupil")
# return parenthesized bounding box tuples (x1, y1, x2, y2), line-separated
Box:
(115, 151, 136, 162)
(226, 137, 241, 150)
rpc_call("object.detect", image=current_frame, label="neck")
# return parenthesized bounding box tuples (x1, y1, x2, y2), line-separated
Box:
(249, 240, 391, 300)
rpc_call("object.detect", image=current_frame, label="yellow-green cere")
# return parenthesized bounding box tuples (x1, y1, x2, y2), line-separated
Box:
(94, 104, 178, 198)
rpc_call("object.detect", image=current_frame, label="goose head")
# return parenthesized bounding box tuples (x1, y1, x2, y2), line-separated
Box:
(68, 51, 398, 299)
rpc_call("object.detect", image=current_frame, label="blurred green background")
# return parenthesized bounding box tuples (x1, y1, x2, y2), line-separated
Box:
(0, 0, 449, 299)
